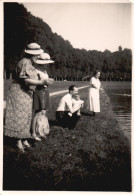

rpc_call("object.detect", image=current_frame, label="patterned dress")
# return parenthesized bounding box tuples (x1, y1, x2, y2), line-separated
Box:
(4, 58, 38, 139)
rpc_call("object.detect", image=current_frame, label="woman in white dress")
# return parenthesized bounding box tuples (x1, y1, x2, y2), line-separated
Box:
(87, 70, 102, 116)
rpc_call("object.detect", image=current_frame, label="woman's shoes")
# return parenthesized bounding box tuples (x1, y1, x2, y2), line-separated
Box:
(32, 134, 41, 141)
(19, 147, 25, 153)
(16, 144, 25, 153)
(23, 140, 31, 148)
(34, 136, 41, 141)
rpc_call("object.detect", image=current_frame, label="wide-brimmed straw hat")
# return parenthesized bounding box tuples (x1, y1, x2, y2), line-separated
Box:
(36, 52, 54, 64)
(25, 43, 44, 55)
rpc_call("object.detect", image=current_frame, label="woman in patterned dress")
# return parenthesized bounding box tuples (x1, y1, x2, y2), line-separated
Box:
(87, 70, 103, 116)
(4, 43, 48, 152)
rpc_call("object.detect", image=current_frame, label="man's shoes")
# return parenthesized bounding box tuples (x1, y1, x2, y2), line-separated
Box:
(68, 113, 72, 117)
(93, 112, 96, 117)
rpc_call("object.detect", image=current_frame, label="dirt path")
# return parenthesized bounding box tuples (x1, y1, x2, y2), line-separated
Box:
(50, 85, 89, 97)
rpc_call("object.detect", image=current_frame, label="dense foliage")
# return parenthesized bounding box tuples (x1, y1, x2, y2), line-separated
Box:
(4, 3, 132, 81)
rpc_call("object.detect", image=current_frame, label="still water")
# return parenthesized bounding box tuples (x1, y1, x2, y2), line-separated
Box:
(102, 82, 131, 141)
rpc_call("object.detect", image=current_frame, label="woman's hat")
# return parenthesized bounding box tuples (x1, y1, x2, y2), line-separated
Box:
(25, 43, 44, 55)
(36, 53, 54, 64)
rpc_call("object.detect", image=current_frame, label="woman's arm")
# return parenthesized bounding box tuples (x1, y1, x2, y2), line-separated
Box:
(82, 75, 90, 81)
(90, 83, 99, 89)
(90, 78, 100, 89)
(24, 78, 48, 86)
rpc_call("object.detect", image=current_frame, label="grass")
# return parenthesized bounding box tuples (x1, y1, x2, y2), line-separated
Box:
(4, 79, 131, 98)
(3, 80, 131, 191)
(4, 79, 89, 98)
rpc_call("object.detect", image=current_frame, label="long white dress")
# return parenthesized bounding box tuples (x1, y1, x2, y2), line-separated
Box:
(87, 77, 101, 112)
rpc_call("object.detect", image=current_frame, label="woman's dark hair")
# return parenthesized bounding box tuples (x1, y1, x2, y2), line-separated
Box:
(93, 70, 100, 76)
(24, 53, 34, 59)
(69, 85, 76, 93)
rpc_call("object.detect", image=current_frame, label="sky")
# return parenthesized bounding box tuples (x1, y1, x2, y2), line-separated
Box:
(23, 2, 132, 52)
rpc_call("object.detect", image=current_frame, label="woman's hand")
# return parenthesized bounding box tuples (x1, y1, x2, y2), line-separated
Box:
(47, 78, 54, 84)
(100, 88, 104, 92)
(24, 78, 54, 86)
(41, 79, 48, 85)
(40, 78, 54, 85)
(24, 78, 47, 86)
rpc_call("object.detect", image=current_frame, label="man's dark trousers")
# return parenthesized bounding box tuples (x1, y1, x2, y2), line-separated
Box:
(56, 111, 80, 129)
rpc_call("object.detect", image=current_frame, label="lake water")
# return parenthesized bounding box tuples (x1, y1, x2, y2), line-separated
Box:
(102, 82, 131, 141)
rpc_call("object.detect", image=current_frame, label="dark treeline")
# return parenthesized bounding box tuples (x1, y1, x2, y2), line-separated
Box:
(4, 3, 132, 81)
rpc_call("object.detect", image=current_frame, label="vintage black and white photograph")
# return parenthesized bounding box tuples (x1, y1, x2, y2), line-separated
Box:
(2, 0, 133, 193)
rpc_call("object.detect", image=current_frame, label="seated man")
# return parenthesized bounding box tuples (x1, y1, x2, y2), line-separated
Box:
(56, 85, 81, 129)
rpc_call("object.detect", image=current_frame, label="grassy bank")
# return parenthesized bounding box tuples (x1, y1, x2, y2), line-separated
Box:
(3, 83, 131, 191)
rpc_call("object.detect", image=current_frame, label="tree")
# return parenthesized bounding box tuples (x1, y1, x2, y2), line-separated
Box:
(4, 3, 132, 81)
(118, 45, 122, 52)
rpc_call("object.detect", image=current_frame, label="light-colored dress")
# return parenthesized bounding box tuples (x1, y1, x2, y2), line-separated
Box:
(72, 98, 84, 112)
(87, 77, 101, 112)
(4, 58, 38, 139)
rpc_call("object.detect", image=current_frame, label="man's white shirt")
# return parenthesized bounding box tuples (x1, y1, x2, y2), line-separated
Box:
(57, 93, 72, 111)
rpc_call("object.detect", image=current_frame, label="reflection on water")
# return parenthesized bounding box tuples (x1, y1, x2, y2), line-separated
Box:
(104, 86, 131, 141)
(113, 94, 131, 97)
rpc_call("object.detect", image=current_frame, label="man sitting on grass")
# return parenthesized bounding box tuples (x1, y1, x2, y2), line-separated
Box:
(56, 85, 82, 129)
